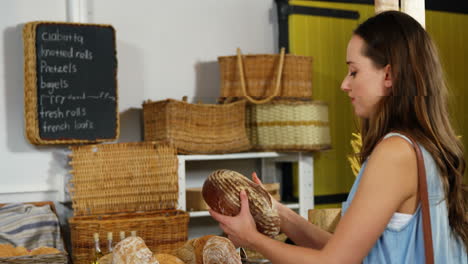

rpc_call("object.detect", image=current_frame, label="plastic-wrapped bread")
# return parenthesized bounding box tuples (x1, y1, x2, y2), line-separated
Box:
(202, 236, 241, 264)
(202, 169, 281, 237)
(155, 253, 185, 264)
(112, 236, 159, 264)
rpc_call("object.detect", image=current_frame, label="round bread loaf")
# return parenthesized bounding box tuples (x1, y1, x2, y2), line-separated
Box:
(202, 236, 241, 264)
(202, 169, 280, 237)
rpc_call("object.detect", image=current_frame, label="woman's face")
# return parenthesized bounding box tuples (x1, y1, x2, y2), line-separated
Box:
(341, 35, 392, 118)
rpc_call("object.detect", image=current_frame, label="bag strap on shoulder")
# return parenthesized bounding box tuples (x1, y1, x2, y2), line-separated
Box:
(385, 132, 435, 264)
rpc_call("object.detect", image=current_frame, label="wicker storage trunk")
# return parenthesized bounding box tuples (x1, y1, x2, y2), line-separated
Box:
(0, 202, 68, 264)
(68, 142, 189, 264)
(218, 50, 313, 101)
(246, 100, 332, 151)
(69, 210, 188, 263)
(142, 99, 251, 154)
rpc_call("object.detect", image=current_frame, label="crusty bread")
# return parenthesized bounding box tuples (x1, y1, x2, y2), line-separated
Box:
(173, 235, 214, 264)
(173, 235, 240, 264)
(112, 236, 159, 264)
(173, 237, 196, 264)
(202, 236, 241, 264)
(155, 253, 185, 264)
(0, 244, 62, 257)
(202, 169, 281, 237)
(193, 235, 214, 264)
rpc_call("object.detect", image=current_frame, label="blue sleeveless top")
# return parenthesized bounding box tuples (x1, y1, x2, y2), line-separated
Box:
(342, 133, 467, 263)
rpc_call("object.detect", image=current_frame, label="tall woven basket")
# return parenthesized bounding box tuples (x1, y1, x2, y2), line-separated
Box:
(246, 100, 332, 151)
(142, 98, 251, 154)
(218, 48, 313, 101)
(68, 142, 189, 264)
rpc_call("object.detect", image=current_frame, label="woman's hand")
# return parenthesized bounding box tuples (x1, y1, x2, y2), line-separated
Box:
(209, 190, 262, 248)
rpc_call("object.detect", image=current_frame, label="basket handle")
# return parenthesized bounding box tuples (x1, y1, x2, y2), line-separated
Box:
(237, 47, 285, 104)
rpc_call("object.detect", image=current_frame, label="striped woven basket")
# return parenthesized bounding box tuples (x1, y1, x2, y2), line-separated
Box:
(142, 98, 251, 154)
(246, 100, 332, 151)
(68, 142, 188, 264)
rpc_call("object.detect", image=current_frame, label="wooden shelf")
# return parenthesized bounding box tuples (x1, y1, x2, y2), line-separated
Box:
(178, 152, 314, 219)
(178, 152, 290, 161)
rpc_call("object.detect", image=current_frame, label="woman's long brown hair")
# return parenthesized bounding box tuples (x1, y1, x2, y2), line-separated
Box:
(354, 11, 467, 248)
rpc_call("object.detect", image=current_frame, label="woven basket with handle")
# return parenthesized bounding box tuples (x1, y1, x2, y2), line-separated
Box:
(218, 48, 313, 102)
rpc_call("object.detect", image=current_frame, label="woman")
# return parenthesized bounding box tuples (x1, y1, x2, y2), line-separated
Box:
(210, 11, 468, 263)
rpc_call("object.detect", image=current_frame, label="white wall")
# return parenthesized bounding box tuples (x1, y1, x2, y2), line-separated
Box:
(0, 0, 277, 206)
(0, 0, 68, 202)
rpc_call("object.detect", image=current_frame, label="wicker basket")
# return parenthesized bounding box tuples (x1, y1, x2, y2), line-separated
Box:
(218, 49, 313, 102)
(69, 142, 179, 215)
(69, 210, 188, 264)
(68, 142, 189, 264)
(142, 98, 251, 154)
(0, 202, 68, 264)
(0, 254, 68, 264)
(246, 100, 332, 151)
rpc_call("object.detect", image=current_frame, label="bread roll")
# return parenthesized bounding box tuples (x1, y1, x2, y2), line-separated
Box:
(0, 244, 15, 257)
(202, 169, 280, 237)
(0, 244, 29, 257)
(30, 246, 61, 255)
(13, 246, 29, 256)
(112, 236, 159, 264)
(202, 236, 241, 264)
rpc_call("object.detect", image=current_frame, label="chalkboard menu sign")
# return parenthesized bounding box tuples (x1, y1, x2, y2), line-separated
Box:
(23, 22, 118, 145)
